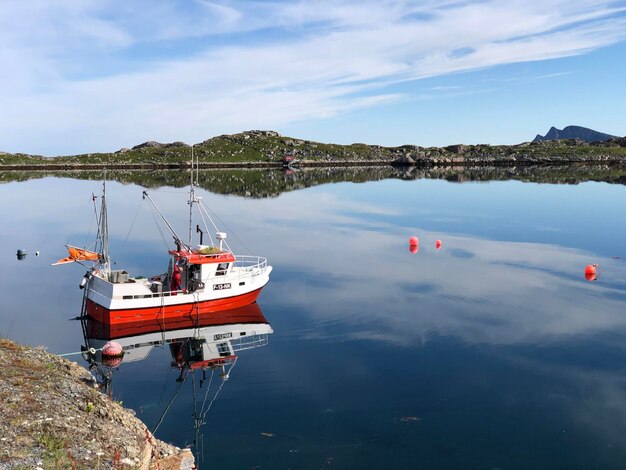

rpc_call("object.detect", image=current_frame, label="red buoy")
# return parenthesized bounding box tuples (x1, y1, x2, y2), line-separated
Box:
(435, 240, 442, 250)
(102, 341, 124, 358)
(584, 264, 598, 282)
(409, 244, 419, 254)
(409, 236, 419, 246)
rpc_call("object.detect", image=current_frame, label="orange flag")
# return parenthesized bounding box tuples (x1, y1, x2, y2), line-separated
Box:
(52, 245, 100, 266)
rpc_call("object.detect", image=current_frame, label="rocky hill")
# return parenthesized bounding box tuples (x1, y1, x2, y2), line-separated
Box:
(1, 129, 626, 169)
(533, 125, 618, 143)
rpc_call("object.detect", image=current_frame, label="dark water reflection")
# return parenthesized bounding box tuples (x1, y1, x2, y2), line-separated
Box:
(3, 163, 626, 199)
(3, 174, 626, 468)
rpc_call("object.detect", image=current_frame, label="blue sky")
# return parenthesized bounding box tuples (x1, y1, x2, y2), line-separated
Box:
(1, 0, 626, 156)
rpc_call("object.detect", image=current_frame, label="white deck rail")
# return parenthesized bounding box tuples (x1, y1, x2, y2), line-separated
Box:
(232, 255, 267, 271)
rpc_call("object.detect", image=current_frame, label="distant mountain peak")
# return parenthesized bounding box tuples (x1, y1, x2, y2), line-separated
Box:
(533, 125, 618, 143)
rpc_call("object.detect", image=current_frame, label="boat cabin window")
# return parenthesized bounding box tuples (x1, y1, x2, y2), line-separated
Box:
(216, 263, 229, 276)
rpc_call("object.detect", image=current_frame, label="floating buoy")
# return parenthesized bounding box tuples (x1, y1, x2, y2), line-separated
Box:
(409, 244, 419, 254)
(102, 341, 124, 358)
(409, 236, 419, 246)
(584, 264, 598, 282)
(435, 240, 442, 250)
(35, 251, 40, 256)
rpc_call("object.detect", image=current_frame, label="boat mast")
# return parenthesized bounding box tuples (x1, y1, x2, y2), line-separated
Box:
(188, 145, 195, 247)
(98, 182, 111, 276)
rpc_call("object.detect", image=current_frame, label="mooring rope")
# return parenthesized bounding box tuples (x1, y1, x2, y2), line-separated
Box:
(58, 346, 102, 357)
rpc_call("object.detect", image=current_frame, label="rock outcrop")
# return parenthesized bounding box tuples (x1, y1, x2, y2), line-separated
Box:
(0, 338, 194, 469)
(131, 141, 190, 150)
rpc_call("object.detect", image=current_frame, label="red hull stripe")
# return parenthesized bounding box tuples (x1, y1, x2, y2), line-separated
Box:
(87, 288, 263, 325)
(86, 302, 268, 339)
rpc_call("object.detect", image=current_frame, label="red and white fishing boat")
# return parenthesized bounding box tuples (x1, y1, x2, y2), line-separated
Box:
(54, 155, 272, 326)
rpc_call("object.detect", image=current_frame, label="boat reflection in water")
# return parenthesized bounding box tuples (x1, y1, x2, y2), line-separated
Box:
(79, 302, 273, 464)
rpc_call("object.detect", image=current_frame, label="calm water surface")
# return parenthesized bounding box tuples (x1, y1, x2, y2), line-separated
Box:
(2, 175, 626, 469)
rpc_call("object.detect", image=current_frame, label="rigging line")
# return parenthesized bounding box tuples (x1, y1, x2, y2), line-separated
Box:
(156, 367, 175, 407)
(73, 259, 94, 270)
(143, 191, 188, 249)
(121, 197, 144, 249)
(200, 358, 236, 423)
(196, 202, 231, 251)
(160, 289, 167, 344)
(93, 194, 101, 247)
(194, 205, 215, 246)
(196, 200, 220, 233)
(153, 371, 187, 434)
(84, 195, 97, 249)
(201, 203, 251, 254)
(150, 209, 170, 251)
(198, 368, 216, 418)
(191, 371, 198, 428)
(192, 370, 202, 463)
(194, 292, 200, 323)
(161, 293, 166, 344)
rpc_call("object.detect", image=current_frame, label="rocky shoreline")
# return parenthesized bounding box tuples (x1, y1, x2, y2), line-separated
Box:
(1, 130, 625, 169)
(0, 338, 194, 469)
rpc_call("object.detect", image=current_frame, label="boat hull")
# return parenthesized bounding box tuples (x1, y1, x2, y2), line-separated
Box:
(86, 287, 264, 325)
(85, 302, 269, 339)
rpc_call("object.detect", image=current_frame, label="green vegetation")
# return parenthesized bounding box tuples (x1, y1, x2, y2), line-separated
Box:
(37, 429, 71, 469)
(1, 338, 190, 468)
(2, 130, 624, 168)
(86, 401, 95, 413)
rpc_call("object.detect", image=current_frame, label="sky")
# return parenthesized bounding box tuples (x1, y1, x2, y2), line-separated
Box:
(1, 0, 626, 156)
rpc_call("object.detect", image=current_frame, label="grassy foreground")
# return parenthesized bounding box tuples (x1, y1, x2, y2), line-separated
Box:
(0, 338, 193, 469)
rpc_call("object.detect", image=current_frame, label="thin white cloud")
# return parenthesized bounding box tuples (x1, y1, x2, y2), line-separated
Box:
(0, 0, 625, 154)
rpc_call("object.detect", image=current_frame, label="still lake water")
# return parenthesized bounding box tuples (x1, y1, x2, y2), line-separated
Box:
(3, 172, 626, 469)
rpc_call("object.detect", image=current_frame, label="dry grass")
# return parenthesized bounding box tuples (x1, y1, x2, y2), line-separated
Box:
(0, 337, 20, 351)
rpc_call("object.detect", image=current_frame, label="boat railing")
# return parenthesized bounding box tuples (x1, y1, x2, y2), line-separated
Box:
(231, 333, 269, 351)
(232, 255, 267, 272)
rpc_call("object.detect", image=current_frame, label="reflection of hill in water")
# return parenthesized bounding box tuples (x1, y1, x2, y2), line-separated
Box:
(3, 164, 626, 197)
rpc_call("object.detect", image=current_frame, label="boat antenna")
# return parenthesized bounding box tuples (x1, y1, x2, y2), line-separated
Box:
(142, 191, 189, 250)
